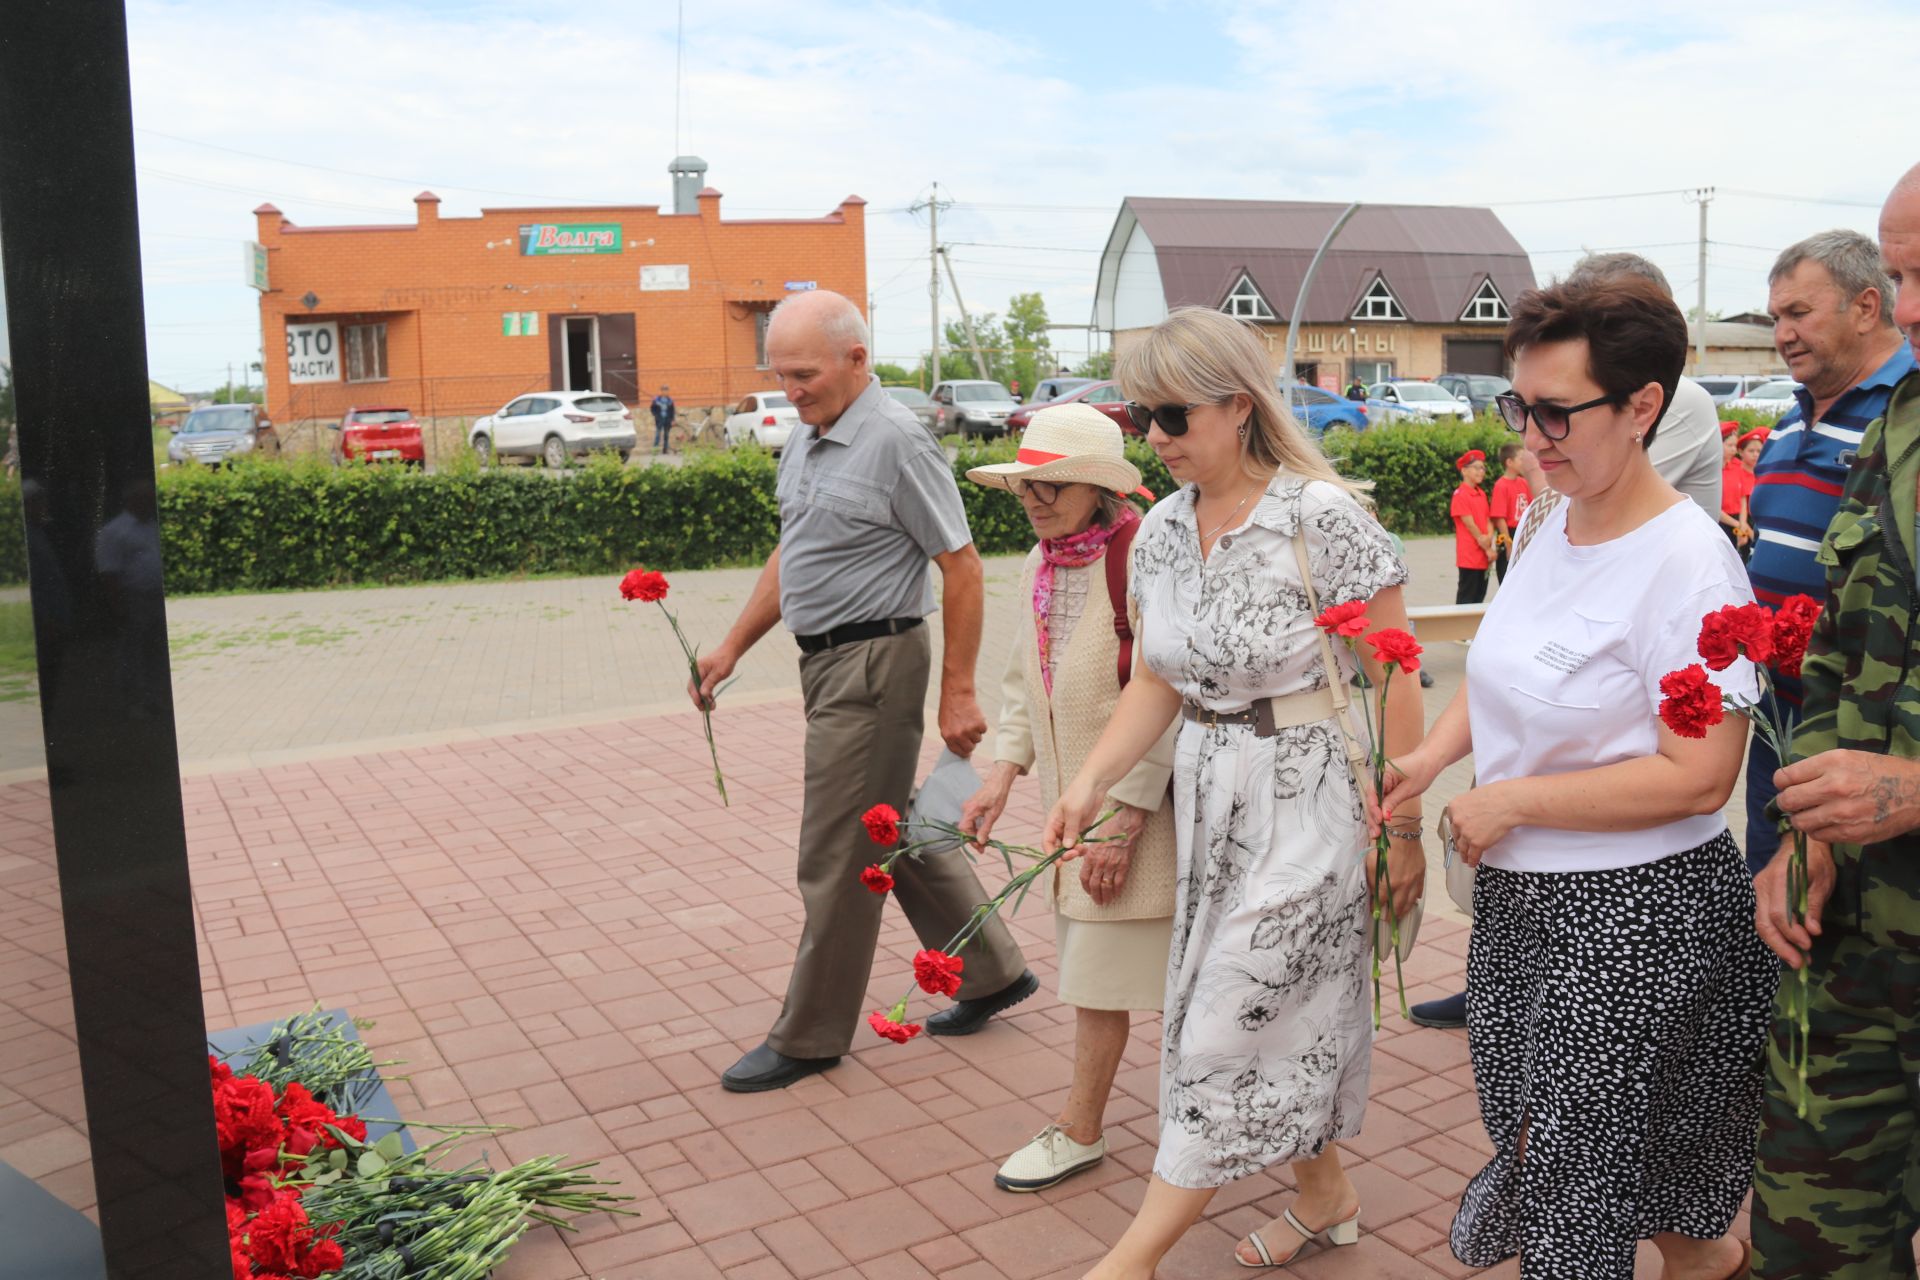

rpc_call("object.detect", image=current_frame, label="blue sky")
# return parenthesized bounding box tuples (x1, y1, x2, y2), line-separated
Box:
(116, 0, 1909, 392)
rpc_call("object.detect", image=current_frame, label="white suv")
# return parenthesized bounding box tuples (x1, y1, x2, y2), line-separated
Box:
(470, 391, 636, 468)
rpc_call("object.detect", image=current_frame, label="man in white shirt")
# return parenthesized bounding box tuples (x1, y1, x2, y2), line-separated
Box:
(1568, 253, 1723, 518)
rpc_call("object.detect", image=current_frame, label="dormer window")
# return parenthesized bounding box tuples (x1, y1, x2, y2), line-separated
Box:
(1461, 278, 1509, 322)
(1351, 275, 1407, 321)
(1221, 272, 1276, 321)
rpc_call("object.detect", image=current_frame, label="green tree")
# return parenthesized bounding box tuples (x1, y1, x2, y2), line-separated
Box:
(1074, 350, 1113, 380)
(0, 363, 14, 432)
(211, 383, 263, 405)
(872, 361, 915, 385)
(1000, 292, 1054, 396)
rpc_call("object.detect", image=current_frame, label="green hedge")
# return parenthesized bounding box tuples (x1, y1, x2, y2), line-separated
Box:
(0, 408, 1752, 591)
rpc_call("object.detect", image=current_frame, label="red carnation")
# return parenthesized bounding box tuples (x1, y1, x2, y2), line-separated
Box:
(912, 948, 966, 997)
(1658, 664, 1726, 739)
(619, 567, 669, 602)
(861, 803, 901, 845)
(1729, 603, 1775, 665)
(858, 864, 895, 894)
(212, 1071, 284, 1181)
(1314, 601, 1371, 638)
(1770, 594, 1821, 679)
(242, 1190, 313, 1274)
(1365, 628, 1423, 674)
(1697, 608, 1740, 671)
(868, 1010, 922, 1044)
(275, 1081, 365, 1160)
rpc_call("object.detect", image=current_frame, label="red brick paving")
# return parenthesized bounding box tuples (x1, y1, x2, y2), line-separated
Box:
(0, 697, 1731, 1277)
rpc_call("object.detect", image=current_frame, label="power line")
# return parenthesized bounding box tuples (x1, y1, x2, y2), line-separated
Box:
(1722, 188, 1880, 210)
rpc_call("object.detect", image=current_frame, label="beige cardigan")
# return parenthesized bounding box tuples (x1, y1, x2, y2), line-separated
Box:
(994, 544, 1178, 922)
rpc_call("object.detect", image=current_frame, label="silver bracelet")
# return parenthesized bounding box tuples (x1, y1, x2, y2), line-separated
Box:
(1384, 820, 1423, 840)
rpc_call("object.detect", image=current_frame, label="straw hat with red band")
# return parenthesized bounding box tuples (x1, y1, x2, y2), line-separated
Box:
(965, 403, 1151, 499)
(1456, 449, 1486, 470)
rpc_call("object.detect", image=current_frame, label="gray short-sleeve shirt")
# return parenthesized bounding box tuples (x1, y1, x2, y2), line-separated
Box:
(776, 376, 973, 635)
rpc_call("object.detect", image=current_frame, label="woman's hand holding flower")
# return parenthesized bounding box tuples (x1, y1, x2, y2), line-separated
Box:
(1080, 803, 1148, 905)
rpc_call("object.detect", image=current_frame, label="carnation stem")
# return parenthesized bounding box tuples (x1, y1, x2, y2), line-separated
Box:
(656, 601, 727, 806)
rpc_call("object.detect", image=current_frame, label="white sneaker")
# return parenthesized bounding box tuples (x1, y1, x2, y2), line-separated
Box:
(993, 1124, 1106, 1193)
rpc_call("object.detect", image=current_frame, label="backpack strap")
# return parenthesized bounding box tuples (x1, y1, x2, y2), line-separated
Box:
(1104, 517, 1141, 689)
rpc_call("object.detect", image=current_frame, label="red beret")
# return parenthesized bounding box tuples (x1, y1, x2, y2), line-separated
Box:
(1720, 420, 1740, 438)
(1456, 449, 1485, 470)
(1737, 427, 1770, 449)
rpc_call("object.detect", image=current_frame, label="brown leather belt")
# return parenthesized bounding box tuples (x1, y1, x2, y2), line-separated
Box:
(1181, 687, 1338, 738)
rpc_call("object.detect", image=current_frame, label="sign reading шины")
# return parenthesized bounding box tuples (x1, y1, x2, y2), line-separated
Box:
(518, 223, 623, 255)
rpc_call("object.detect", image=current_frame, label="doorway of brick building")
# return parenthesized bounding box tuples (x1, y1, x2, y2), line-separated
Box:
(562, 316, 599, 391)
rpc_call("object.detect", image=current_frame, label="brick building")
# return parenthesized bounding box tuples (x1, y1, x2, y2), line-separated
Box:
(253, 157, 866, 429)
(1094, 198, 1536, 387)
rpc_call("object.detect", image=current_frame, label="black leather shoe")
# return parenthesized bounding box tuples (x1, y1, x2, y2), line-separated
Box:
(720, 1041, 840, 1093)
(1408, 991, 1467, 1030)
(925, 970, 1040, 1037)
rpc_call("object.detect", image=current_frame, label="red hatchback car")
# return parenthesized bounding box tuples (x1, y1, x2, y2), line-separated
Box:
(335, 407, 425, 465)
(1003, 380, 1139, 435)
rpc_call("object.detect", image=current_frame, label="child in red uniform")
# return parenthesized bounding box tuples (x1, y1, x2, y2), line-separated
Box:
(1487, 443, 1531, 582)
(1451, 449, 1493, 604)
(1718, 420, 1753, 557)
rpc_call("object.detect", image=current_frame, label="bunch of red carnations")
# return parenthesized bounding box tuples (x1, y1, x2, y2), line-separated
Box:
(1657, 593, 1821, 1113)
(1312, 602, 1424, 1027)
(213, 1056, 357, 1279)
(855, 801, 1121, 1042)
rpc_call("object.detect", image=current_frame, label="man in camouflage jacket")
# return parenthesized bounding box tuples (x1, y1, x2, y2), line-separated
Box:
(1750, 164, 1920, 1279)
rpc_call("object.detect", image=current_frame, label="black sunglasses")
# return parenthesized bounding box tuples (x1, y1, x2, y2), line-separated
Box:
(1493, 391, 1625, 441)
(1124, 401, 1202, 436)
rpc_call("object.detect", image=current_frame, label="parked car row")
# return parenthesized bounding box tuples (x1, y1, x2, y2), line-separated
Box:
(1695, 373, 1792, 406)
(1366, 380, 1475, 423)
(165, 403, 279, 466)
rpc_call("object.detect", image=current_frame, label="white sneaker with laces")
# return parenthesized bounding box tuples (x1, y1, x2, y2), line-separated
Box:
(993, 1124, 1106, 1193)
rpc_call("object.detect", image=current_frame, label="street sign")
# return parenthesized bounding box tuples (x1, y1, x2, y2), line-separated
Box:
(286, 321, 339, 383)
(244, 241, 268, 292)
(518, 223, 622, 255)
(784, 280, 817, 291)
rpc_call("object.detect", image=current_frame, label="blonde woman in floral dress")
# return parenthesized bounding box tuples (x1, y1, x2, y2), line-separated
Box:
(1045, 308, 1426, 1277)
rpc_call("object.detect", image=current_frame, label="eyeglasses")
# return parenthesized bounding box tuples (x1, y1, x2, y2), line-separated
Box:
(1008, 478, 1061, 505)
(1493, 391, 1625, 441)
(1124, 401, 1202, 437)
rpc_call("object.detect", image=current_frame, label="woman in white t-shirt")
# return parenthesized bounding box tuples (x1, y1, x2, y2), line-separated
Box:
(1381, 276, 1776, 1280)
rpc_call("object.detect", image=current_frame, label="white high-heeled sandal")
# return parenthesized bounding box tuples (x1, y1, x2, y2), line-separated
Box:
(1236, 1206, 1362, 1269)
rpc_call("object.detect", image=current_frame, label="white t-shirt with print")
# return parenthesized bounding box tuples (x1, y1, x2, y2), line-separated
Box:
(1467, 496, 1759, 873)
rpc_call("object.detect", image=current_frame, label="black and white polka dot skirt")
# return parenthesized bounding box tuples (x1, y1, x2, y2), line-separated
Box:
(1451, 830, 1778, 1278)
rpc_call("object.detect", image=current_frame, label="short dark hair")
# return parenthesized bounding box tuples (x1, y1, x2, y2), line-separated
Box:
(1497, 442, 1522, 465)
(1504, 275, 1687, 449)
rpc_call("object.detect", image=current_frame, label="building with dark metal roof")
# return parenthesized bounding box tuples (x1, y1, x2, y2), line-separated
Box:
(1094, 197, 1537, 387)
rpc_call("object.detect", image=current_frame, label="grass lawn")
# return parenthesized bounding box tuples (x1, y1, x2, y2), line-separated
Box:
(0, 601, 36, 702)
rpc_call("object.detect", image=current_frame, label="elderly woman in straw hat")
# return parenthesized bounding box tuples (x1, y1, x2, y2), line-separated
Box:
(1044, 308, 1425, 1277)
(957, 402, 1180, 1196)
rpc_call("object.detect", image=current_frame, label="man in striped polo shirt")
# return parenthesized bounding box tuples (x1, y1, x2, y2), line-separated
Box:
(1744, 229, 1913, 874)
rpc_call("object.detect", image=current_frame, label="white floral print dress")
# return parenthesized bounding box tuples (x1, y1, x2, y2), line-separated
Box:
(1129, 475, 1408, 1189)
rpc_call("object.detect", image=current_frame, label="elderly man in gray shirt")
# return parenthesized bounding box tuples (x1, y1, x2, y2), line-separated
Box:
(694, 290, 1033, 1092)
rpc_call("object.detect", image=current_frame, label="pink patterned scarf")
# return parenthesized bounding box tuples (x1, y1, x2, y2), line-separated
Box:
(1033, 506, 1139, 697)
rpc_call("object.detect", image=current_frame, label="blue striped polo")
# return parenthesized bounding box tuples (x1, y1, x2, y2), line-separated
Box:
(1747, 344, 1917, 706)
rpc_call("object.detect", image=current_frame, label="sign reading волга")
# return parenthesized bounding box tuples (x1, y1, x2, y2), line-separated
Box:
(286, 321, 340, 383)
(519, 223, 622, 256)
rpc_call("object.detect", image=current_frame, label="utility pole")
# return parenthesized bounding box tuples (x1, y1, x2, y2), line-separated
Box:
(939, 248, 990, 380)
(908, 182, 952, 386)
(1686, 187, 1714, 374)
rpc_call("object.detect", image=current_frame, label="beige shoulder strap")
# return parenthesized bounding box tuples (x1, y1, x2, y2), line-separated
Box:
(1291, 531, 1370, 773)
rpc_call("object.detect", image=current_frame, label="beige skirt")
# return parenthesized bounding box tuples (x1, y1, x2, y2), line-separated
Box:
(1053, 912, 1174, 1012)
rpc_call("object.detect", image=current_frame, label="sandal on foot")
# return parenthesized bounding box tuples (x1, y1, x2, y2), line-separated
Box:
(1235, 1206, 1361, 1269)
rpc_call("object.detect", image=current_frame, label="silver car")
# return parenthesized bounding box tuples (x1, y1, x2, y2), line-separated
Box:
(167, 403, 278, 465)
(883, 386, 940, 439)
(931, 379, 1020, 440)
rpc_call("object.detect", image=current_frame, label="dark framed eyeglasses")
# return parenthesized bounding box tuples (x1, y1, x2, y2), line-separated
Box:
(1124, 401, 1202, 437)
(1493, 391, 1625, 441)
(1008, 478, 1061, 505)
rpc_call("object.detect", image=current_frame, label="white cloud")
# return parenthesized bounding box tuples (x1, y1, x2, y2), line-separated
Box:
(120, 0, 1914, 389)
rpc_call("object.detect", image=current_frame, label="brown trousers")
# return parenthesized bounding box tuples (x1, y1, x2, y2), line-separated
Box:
(767, 626, 1026, 1059)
